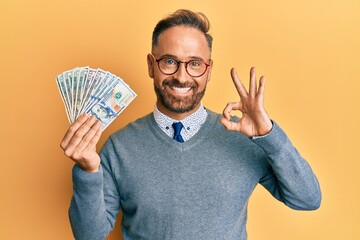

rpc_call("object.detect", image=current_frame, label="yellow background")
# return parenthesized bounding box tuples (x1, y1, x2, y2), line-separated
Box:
(1, 0, 359, 239)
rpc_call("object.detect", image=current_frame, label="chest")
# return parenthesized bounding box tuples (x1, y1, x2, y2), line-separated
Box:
(117, 142, 269, 217)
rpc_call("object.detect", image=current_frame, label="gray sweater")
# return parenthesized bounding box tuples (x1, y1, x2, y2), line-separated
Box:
(69, 110, 321, 240)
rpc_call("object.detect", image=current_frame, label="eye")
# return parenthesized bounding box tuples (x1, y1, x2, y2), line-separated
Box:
(162, 58, 178, 65)
(188, 60, 202, 67)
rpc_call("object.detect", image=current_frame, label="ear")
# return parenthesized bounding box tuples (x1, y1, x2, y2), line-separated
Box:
(147, 54, 154, 78)
(206, 59, 213, 82)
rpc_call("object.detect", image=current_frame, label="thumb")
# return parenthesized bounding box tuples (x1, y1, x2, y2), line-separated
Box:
(220, 117, 237, 131)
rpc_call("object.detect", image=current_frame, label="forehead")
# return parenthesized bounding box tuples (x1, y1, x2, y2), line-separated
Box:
(153, 25, 211, 59)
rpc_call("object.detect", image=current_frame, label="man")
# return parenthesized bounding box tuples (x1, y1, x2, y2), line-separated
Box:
(61, 9, 321, 240)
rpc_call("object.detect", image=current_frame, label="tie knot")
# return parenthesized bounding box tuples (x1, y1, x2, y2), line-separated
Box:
(172, 122, 184, 143)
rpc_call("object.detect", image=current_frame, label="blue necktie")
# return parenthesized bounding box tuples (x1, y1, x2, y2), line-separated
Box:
(172, 122, 184, 143)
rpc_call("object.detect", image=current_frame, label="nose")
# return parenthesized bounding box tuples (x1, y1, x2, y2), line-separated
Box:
(173, 62, 189, 83)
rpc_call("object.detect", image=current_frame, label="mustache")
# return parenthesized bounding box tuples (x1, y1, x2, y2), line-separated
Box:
(162, 79, 197, 88)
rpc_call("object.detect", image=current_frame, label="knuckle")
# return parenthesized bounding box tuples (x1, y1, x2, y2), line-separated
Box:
(225, 103, 232, 110)
(72, 152, 82, 161)
(83, 134, 92, 143)
(95, 130, 102, 137)
(68, 125, 76, 134)
(64, 149, 72, 158)
(74, 130, 84, 138)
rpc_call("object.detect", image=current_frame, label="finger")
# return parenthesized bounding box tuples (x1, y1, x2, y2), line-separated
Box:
(60, 113, 89, 149)
(230, 68, 248, 99)
(75, 120, 102, 153)
(249, 67, 257, 97)
(220, 117, 236, 131)
(257, 76, 266, 100)
(63, 116, 98, 157)
(220, 117, 242, 132)
(222, 102, 242, 120)
(88, 124, 102, 148)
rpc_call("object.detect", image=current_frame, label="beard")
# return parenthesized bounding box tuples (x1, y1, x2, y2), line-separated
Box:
(154, 78, 206, 113)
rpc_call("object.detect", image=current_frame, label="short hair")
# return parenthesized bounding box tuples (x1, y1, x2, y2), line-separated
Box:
(152, 9, 213, 51)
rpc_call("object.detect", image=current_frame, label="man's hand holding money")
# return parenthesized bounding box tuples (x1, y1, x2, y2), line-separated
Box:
(56, 66, 137, 171)
(60, 113, 102, 173)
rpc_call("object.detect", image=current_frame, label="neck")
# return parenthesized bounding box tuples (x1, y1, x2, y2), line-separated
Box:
(156, 101, 201, 121)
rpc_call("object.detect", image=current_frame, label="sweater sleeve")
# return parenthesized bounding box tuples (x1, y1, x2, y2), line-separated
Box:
(251, 122, 322, 210)
(68, 137, 121, 240)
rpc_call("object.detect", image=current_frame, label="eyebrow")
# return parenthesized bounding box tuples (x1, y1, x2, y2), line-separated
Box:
(158, 54, 206, 62)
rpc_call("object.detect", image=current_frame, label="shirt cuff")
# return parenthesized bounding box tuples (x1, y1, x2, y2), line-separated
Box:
(250, 120, 274, 140)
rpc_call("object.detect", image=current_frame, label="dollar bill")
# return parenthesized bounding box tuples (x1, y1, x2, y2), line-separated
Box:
(72, 67, 80, 121)
(75, 67, 88, 118)
(79, 68, 97, 114)
(63, 70, 74, 121)
(86, 77, 136, 129)
(56, 66, 137, 130)
(56, 73, 71, 122)
(81, 68, 107, 113)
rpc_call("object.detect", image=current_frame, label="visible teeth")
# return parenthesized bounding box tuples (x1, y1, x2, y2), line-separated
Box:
(172, 87, 191, 93)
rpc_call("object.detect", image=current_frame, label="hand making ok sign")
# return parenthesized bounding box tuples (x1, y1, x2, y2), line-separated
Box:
(220, 67, 273, 137)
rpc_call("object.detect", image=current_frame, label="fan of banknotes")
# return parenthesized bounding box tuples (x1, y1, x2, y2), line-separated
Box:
(56, 66, 137, 130)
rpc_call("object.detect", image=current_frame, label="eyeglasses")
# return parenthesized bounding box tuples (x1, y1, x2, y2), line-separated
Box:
(153, 55, 211, 77)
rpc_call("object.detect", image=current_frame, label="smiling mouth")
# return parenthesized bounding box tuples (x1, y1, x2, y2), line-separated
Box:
(170, 86, 192, 93)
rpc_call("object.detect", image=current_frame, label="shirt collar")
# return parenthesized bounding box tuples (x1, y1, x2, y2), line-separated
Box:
(153, 103, 207, 140)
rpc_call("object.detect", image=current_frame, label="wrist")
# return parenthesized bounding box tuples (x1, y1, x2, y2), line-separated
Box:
(252, 120, 273, 139)
(79, 162, 100, 173)
(257, 119, 273, 136)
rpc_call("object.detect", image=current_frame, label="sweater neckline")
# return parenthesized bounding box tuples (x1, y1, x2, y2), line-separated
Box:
(148, 109, 220, 151)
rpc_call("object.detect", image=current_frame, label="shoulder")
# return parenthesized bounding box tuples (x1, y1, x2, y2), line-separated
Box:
(110, 113, 154, 140)
(99, 113, 155, 155)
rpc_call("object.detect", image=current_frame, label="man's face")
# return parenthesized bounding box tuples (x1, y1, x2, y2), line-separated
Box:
(147, 25, 212, 117)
